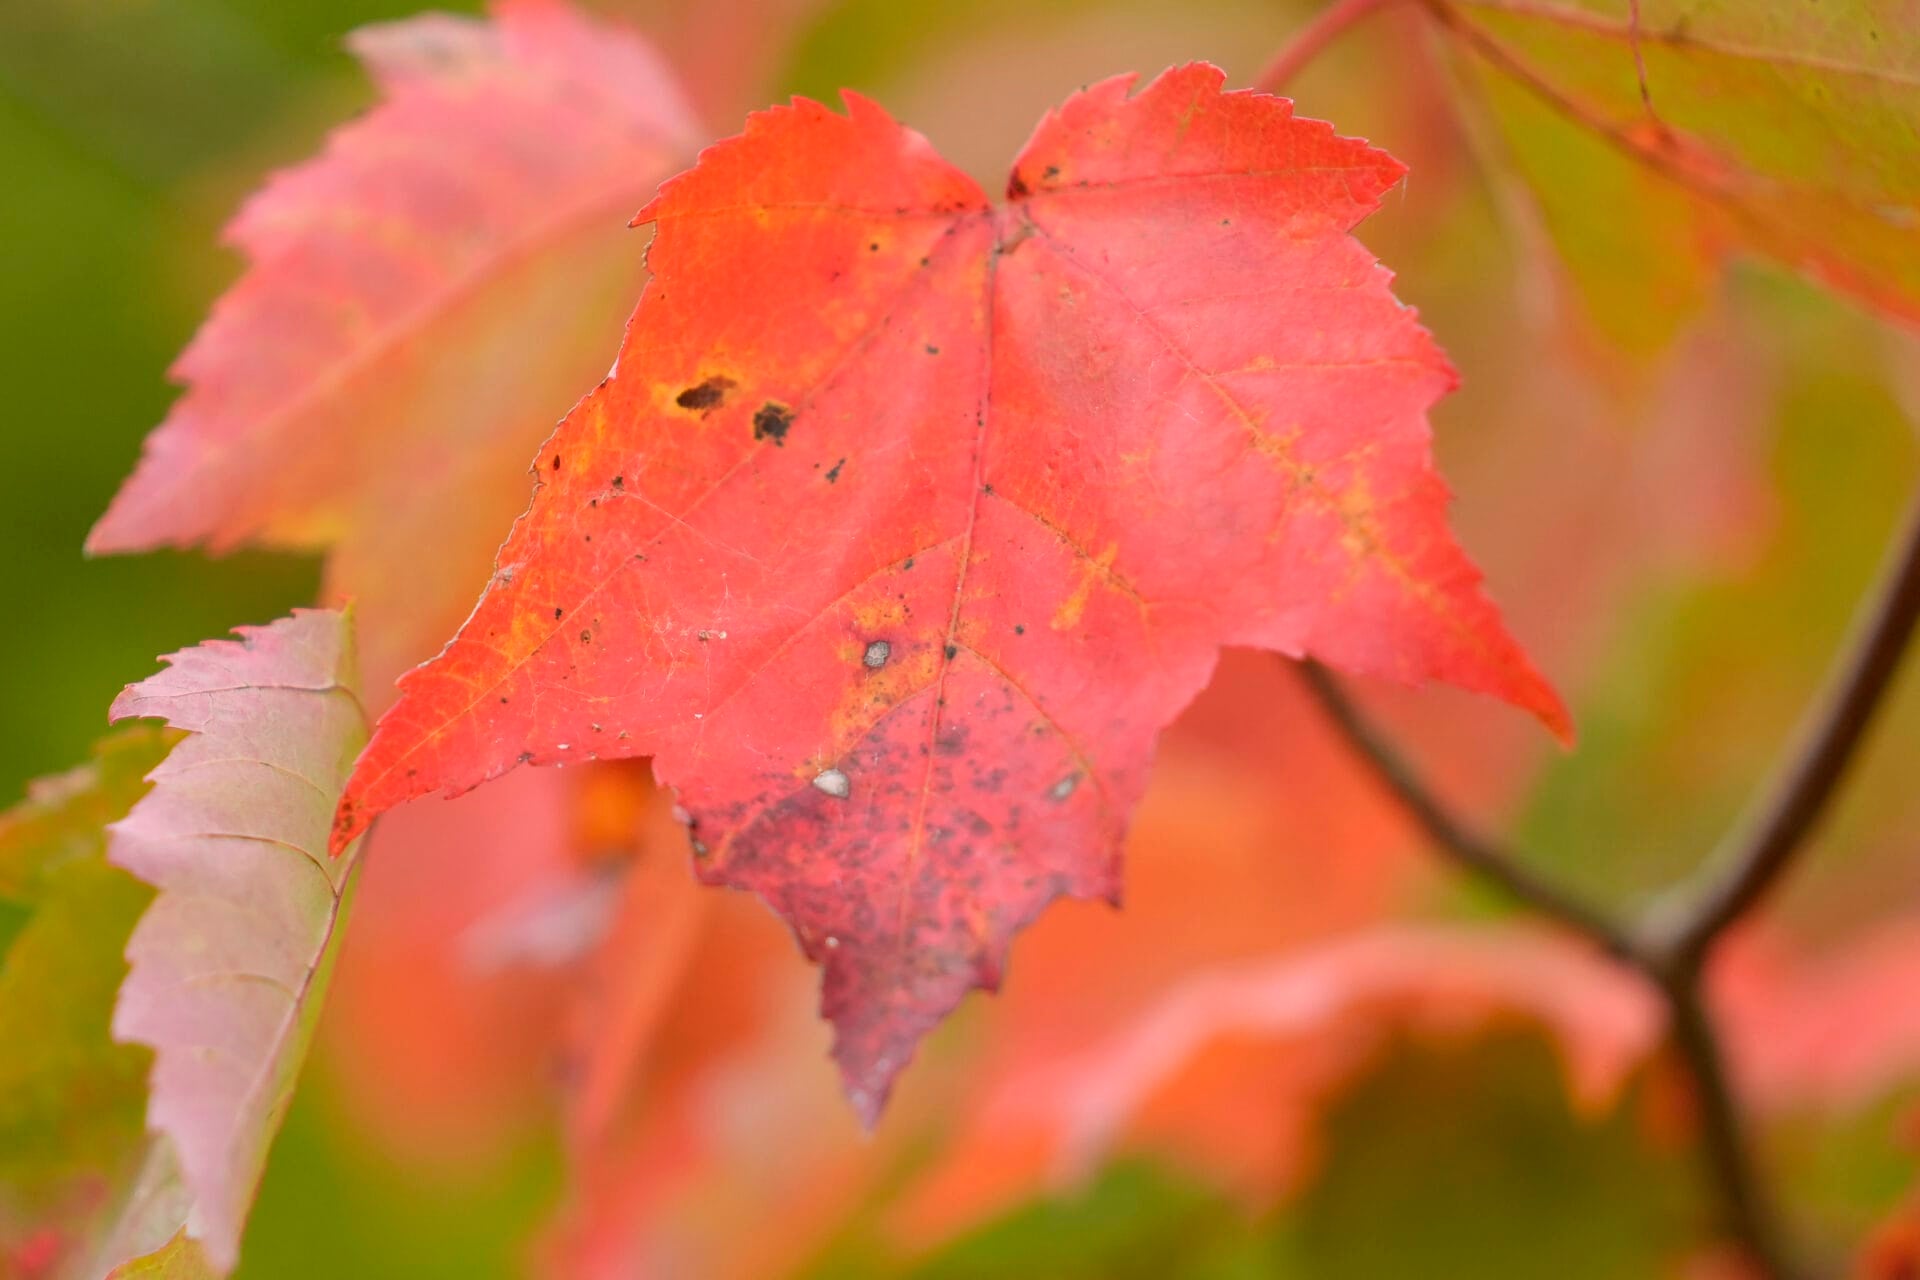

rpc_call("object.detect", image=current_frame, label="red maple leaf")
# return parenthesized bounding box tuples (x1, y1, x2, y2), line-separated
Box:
(333, 64, 1567, 1119)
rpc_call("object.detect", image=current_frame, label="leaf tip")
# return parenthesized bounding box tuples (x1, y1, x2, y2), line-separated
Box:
(838, 1058, 897, 1133)
(1518, 668, 1575, 747)
(1544, 696, 1577, 748)
(328, 794, 363, 857)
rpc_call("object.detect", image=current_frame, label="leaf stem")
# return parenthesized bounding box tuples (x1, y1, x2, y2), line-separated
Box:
(1295, 660, 1635, 959)
(1252, 0, 1410, 95)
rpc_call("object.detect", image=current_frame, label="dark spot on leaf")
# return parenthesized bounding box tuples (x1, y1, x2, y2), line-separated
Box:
(944, 644, 958, 660)
(579, 630, 592, 644)
(825, 457, 846, 483)
(925, 344, 940, 355)
(675, 375, 737, 413)
(868, 241, 880, 252)
(753, 401, 795, 445)
(1043, 164, 1060, 179)
(551, 454, 562, 471)
(554, 607, 563, 620)
(1014, 624, 1025, 635)
(612, 474, 624, 488)
(1007, 171, 1030, 199)
(903, 558, 915, 570)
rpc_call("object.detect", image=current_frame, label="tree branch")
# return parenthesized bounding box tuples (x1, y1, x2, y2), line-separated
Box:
(1645, 489, 1920, 971)
(1294, 660, 1636, 960)
(1661, 973, 1796, 1275)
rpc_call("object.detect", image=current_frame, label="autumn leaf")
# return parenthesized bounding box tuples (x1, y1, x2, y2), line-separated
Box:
(1712, 919, 1920, 1113)
(894, 927, 1662, 1237)
(331, 63, 1566, 1120)
(0, 730, 170, 1274)
(895, 917, 1920, 1251)
(1432, 0, 1920, 352)
(85, 0, 702, 691)
(71, 0, 712, 1205)
(98, 609, 367, 1275)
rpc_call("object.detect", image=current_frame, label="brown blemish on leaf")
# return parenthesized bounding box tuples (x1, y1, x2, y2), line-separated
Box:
(675, 375, 737, 414)
(754, 401, 795, 445)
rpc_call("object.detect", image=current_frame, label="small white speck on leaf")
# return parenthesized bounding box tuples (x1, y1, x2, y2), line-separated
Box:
(813, 768, 851, 799)
(863, 640, 891, 668)
(1048, 773, 1078, 801)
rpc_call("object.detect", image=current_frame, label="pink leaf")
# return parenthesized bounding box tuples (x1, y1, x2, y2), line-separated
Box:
(102, 610, 367, 1274)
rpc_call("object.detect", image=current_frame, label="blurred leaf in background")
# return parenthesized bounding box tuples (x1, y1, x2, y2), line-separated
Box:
(0, 729, 168, 1272)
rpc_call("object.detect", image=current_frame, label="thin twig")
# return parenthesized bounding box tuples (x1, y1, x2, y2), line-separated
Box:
(1252, 0, 1410, 95)
(1647, 489, 1920, 971)
(1295, 660, 1636, 959)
